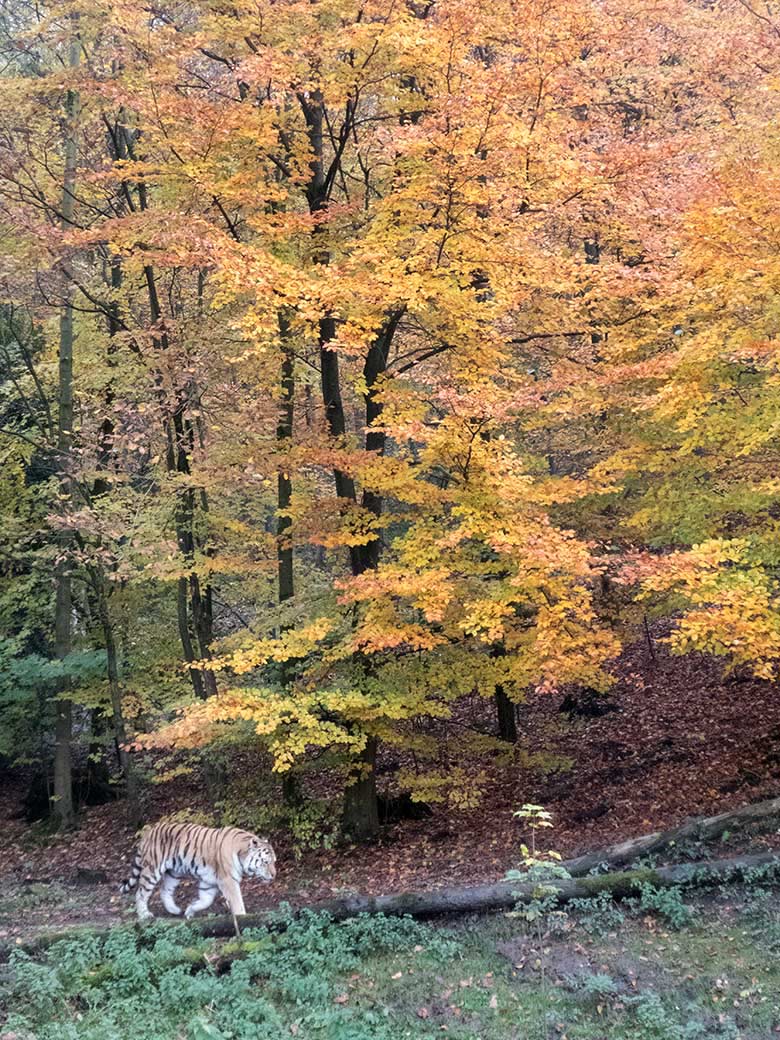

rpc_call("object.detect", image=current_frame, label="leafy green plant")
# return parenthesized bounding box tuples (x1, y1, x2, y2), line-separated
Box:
(569, 889, 626, 935)
(631, 882, 693, 930)
(576, 971, 619, 1001)
(505, 805, 573, 998)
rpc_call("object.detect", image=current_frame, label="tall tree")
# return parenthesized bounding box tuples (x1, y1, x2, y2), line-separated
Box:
(51, 19, 81, 831)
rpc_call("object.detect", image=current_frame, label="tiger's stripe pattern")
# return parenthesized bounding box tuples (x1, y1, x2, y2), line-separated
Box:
(120, 821, 276, 921)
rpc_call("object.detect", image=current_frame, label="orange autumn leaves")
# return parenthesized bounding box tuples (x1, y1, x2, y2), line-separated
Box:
(4, 0, 780, 785)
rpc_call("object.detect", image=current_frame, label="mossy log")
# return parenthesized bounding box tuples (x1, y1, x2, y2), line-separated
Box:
(2, 851, 776, 962)
(560, 795, 780, 876)
(187, 851, 775, 936)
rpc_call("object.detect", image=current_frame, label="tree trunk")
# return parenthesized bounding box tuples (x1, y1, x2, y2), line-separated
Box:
(276, 313, 302, 810)
(277, 313, 295, 605)
(302, 94, 405, 841)
(360, 309, 405, 567)
(96, 583, 141, 826)
(51, 26, 80, 832)
(561, 794, 780, 876)
(495, 686, 518, 743)
(491, 644, 517, 743)
(177, 575, 206, 699)
(118, 127, 215, 700)
(342, 737, 380, 842)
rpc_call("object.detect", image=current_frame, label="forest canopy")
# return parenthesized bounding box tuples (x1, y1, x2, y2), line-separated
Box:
(1, 0, 779, 842)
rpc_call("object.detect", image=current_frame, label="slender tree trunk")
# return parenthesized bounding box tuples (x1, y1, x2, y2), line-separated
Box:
(94, 581, 141, 824)
(177, 575, 206, 699)
(277, 314, 295, 605)
(51, 27, 80, 831)
(276, 313, 301, 808)
(116, 127, 215, 699)
(52, 555, 74, 829)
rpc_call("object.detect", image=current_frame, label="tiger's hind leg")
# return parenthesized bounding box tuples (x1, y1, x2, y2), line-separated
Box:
(160, 873, 183, 916)
(184, 882, 218, 920)
(135, 866, 162, 922)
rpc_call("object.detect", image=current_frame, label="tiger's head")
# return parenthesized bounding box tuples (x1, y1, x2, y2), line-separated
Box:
(239, 833, 277, 882)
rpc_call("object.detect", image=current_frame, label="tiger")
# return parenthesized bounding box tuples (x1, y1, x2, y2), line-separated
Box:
(120, 821, 277, 922)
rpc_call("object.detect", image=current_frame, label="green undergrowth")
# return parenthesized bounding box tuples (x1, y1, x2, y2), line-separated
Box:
(2, 887, 780, 1040)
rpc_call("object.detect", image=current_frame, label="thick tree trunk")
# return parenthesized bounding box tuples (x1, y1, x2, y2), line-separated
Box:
(360, 309, 405, 567)
(490, 644, 517, 743)
(302, 94, 405, 841)
(342, 736, 380, 841)
(51, 27, 80, 832)
(319, 315, 364, 570)
(495, 686, 518, 743)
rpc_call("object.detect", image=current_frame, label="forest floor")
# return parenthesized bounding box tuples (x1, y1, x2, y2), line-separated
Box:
(4, 887, 780, 1039)
(2, 620, 780, 946)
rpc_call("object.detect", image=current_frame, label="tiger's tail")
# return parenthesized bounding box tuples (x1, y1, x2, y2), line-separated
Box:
(120, 849, 142, 894)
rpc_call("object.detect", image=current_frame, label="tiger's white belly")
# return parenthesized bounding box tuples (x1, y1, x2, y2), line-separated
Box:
(167, 862, 221, 885)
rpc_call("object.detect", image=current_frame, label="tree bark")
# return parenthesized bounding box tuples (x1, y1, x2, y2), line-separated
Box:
(342, 736, 380, 842)
(51, 25, 81, 832)
(301, 92, 407, 840)
(359, 308, 405, 568)
(276, 313, 302, 810)
(561, 794, 780, 876)
(277, 313, 295, 605)
(177, 575, 206, 699)
(490, 643, 517, 742)
(96, 584, 141, 826)
(116, 126, 215, 700)
(495, 685, 518, 743)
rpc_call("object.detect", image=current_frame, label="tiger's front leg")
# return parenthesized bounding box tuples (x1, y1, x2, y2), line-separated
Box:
(219, 876, 246, 916)
(184, 882, 219, 920)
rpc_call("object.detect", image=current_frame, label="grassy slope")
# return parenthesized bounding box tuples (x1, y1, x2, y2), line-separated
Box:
(3, 886, 780, 1040)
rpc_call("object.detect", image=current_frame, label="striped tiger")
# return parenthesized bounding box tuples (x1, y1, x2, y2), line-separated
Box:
(120, 821, 277, 921)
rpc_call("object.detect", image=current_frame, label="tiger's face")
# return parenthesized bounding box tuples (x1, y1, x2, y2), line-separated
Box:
(240, 834, 277, 882)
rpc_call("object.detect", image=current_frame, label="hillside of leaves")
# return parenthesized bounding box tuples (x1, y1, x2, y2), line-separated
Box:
(3, 628, 780, 949)
(2, 0, 780, 868)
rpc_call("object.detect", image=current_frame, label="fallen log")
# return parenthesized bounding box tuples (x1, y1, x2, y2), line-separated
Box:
(2, 851, 777, 962)
(560, 795, 780, 876)
(185, 851, 778, 938)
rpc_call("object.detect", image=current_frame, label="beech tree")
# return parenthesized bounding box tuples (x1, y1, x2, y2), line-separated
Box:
(0, 0, 777, 837)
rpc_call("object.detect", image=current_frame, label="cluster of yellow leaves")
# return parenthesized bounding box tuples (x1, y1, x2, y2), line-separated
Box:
(209, 618, 336, 675)
(622, 541, 780, 679)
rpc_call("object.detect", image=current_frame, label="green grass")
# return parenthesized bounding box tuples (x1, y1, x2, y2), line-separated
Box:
(2, 888, 780, 1040)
